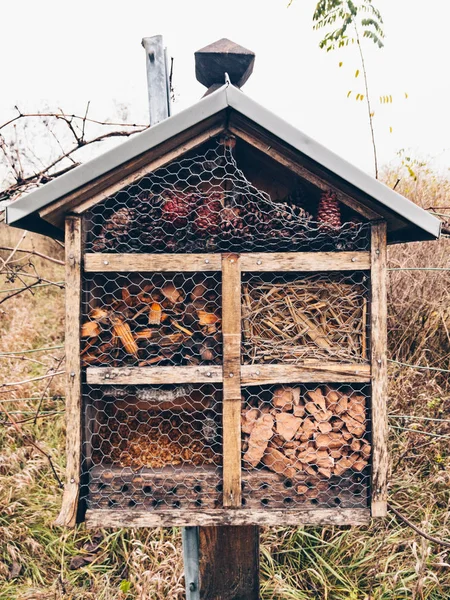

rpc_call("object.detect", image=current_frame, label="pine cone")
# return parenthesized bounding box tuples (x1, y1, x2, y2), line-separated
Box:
(273, 201, 312, 225)
(220, 206, 243, 235)
(193, 194, 222, 236)
(244, 202, 272, 234)
(160, 190, 194, 228)
(104, 207, 136, 234)
(317, 191, 342, 231)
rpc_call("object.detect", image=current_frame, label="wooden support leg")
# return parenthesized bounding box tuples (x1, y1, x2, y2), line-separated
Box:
(198, 526, 260, 600)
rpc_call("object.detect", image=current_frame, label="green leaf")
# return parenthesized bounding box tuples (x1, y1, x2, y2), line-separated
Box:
(120, 580, 131, 593)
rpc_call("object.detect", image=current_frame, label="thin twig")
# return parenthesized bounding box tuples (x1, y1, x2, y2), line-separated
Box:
(389, 503, 450, 549)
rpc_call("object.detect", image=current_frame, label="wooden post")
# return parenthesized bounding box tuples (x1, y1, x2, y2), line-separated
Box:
(370, 221, 388, 517)
(198, 526, 260, 600)
(55, 215, 82, 527)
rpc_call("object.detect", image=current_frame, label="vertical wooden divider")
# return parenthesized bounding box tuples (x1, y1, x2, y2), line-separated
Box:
(370, 221, 388, 517)
(221, 253, 242, 507)
(55, 216, 82, 527)
(198, 253, 259, 600)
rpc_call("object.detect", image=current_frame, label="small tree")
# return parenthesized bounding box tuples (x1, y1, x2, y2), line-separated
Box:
(312, 0, 385, 177)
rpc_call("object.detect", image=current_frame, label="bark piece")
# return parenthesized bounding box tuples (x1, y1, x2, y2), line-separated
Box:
(273, 386, 294, 411)
(243, 414, 274, 467)
(342, 414, 366, 437)
(262, 446, 297, 479)
(81, 321, 100, 338)
(276, 412, 301, 442)
(334, 456, 354, 477)
(293, 403, 305, 418)
(241, 408, 260, 435)
(318, 421, 333, 434)
(306, 388, 327, 411)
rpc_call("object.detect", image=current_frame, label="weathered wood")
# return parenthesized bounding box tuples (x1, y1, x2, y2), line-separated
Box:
(240, 251, 370, 272)
(195, 38, 255, 89)
(87, 465, 369, 512)
(84, 253, 222, 272)
(198, 526, 259, 600)
(241, 363, 370, 385)
(370, 221, 388, 517)
(54, 216, 82, 527)
(39, 117, 226, 227)
(228, 115, 381, 222)
(86, 365, 223, 385)
(85, 507, 371, 528)
(222, 253, 242, 507)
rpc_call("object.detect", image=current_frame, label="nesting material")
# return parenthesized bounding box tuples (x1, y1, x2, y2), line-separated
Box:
(93, 401, 221, 470)
(242, 385, 370, 482)
(242, 276, 368, 364)
(81, 278, 221, 367)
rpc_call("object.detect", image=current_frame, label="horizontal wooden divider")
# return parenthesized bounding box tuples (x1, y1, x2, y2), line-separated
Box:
(240, 251, 370, 272)
(86, 365, 223, 385)
(241, 363, 371, 385)
(86, 507, 371, 528)
(86, 363, 370, 386)
(84, 251, 370, 273)
(84, 253, 222, 272)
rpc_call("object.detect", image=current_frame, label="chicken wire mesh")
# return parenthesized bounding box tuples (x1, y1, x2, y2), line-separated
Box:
(81, 272, 222, 367)
(241, 384, 371, 509)
(85, 137, 371, 254)
(83, 384, 223, 511)
(241, 271, 370, 365)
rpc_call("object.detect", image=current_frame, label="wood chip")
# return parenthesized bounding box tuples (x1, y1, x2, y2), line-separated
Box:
(276, 412, 301, 442)
(262, 446, 297, 479)
(243, 414, 274, 467)
(273, 386, 294, 411)
(241, 408, 260, 435)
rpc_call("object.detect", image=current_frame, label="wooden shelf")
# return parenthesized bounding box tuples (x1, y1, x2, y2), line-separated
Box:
(86, 363, 370, 386)
(84, 251, 370, 273)
(85, 507, 371, 528)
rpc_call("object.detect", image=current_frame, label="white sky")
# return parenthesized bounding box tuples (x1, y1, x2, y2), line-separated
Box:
(1, 0, 449, 176)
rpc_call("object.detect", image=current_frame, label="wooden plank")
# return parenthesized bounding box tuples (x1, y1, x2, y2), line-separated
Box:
(370, 221, 388, 517)
(228, 116, 380, 222)
(221, 253, 242, 507)
(240, 251, 370, 272)
(54, 216, 82, 527)
(88, 465, 369, 511)
(39, 116, 226, 227)
(84, 253, 221, 272)
(241, 363, 370, 385)
(86, 365, 223, 385)
(85, 507, 371, 528)
(198, 526, 259, 600)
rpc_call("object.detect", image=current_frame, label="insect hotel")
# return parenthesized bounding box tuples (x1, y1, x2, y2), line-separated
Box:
(6, 40, 440, 530)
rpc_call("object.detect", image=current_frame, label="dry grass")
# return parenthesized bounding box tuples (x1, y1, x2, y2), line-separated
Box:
(1, 167, 450, 599)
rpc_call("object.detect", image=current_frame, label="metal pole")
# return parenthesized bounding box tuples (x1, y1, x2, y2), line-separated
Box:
(141, 35, 171, 125)
(182, 527, 200, 600)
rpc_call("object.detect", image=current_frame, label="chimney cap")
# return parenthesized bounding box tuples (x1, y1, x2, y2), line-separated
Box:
(195, 38, 255, 89)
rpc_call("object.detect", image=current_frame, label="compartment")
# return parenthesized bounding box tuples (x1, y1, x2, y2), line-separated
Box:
(83, 384, 223, 510)
(81, 272, 222, 367)
(241, 272, 369, 365)
(240, 383, 371, 509)
(84, 137, 371, 255)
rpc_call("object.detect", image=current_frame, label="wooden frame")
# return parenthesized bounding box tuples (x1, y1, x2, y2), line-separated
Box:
(63, 214, 388, 528)
(370, 222, 388, 517)
(55, 216, 83, 527)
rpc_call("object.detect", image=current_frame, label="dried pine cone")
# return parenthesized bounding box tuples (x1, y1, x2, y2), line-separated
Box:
(160, 190, 194, 228)
(220, 206, 243, 235)
(317, 191, 342, 230)
(193, 193, 222, 236)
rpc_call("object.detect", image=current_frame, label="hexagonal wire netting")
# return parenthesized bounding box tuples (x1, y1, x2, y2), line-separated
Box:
(80, 135, 372, 513)
(85, 137, 371, 254)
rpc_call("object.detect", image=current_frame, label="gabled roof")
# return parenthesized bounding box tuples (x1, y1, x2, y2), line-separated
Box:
(5, 83, 440, 243)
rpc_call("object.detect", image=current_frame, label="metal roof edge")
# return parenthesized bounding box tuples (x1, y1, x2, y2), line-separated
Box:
(225, 85, 441, 240)
(6, 84, 230, 225)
